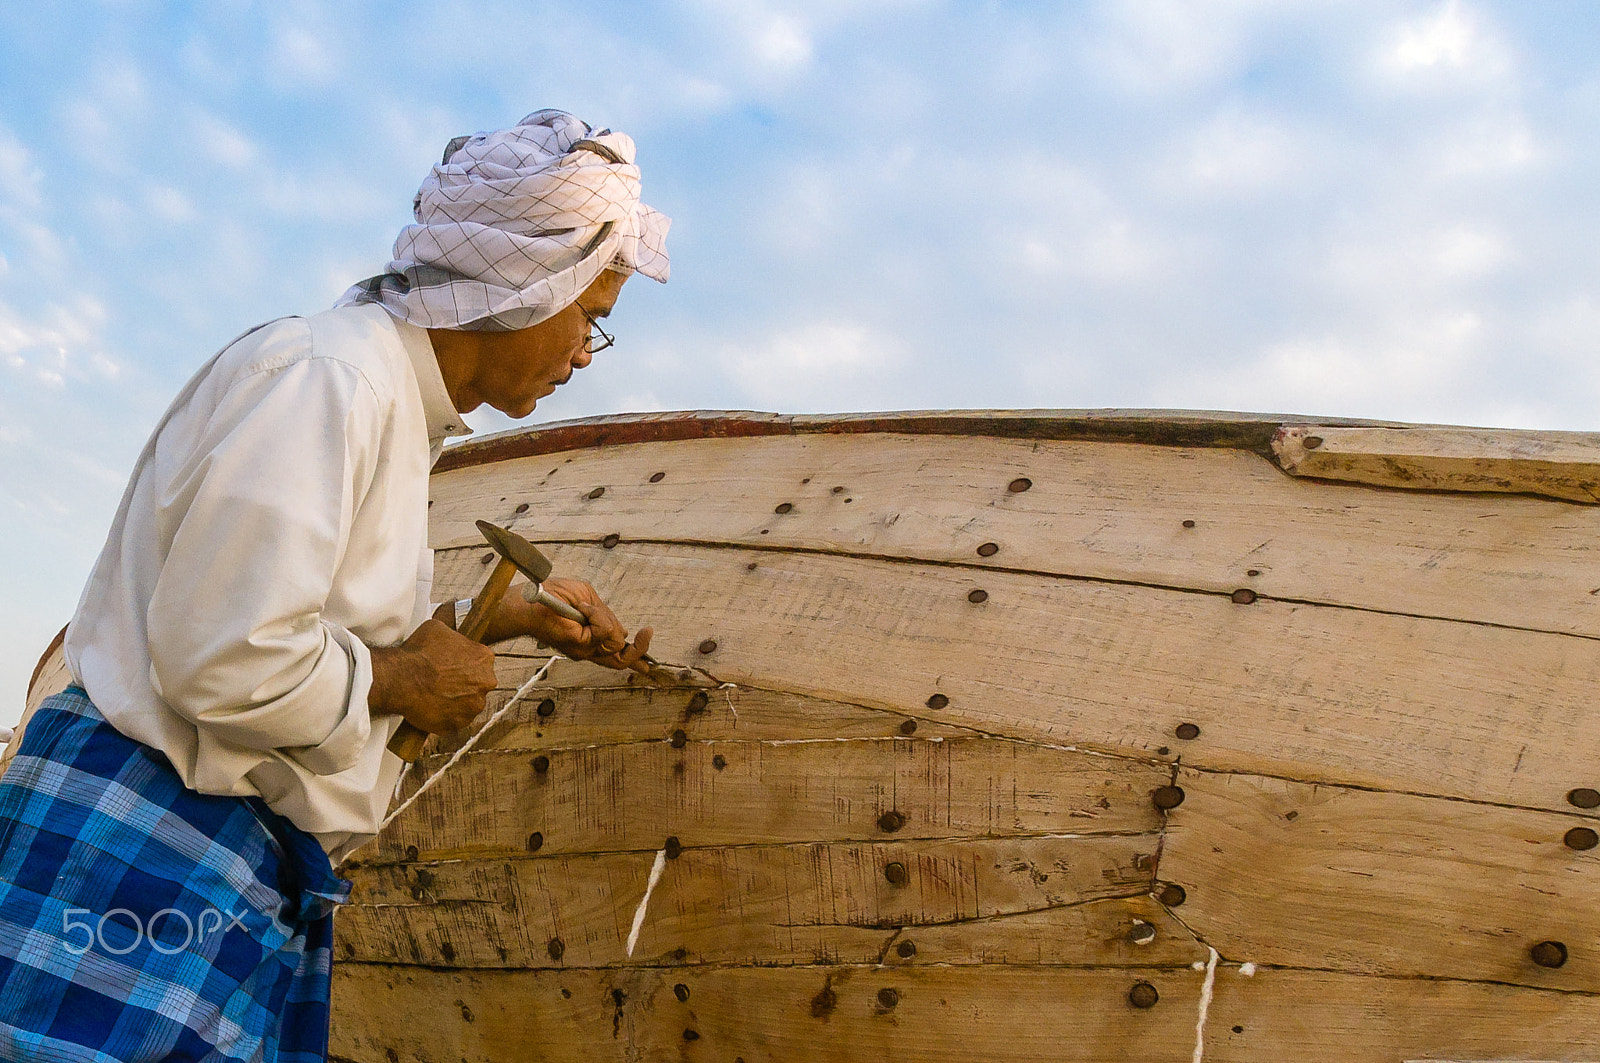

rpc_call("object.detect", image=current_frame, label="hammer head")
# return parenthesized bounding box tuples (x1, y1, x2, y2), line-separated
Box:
(476, 520, 555, 583)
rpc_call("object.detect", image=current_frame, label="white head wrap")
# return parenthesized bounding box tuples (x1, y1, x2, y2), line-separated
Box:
(338, 109, 670, 331)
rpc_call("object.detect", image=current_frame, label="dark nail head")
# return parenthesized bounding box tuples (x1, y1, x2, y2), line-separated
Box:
(1304, 435, 1323, 449)
(1531, 940, 1568, 968)
(967, 589, 989, 603)
(527, 830, 544, 851)
(774, 502, 793, 514)
(649, 472, 665, 483)
(1128, 981, 1159, 1008)
(1247, 569, 1260, 576)
(899, 719, 918, 735)
(404, 844, 419, 861)
(926, 693, 949, 709)
(670, 729, 687, 749)
(976, 542, 999, 557)
(878, 810, 906, 833)
(515, 502, 530, 514)
(1175, 723, 1201, 741)
(688, 691, 710, 712)
(896, 940, 917, 958)
(587, 486, 605, 499)
(547, 937, 565, 961)
(1568, 788, 1600, 809)
(683, 1029, 699, 1041)
(698, 639, 718, 655)
(1182, 520, 1196, 529)
(480, 552, 495, 565)
(877, 988, 899, 1008)
(832, 485, 845, 494)
(536, 698, 556, 718)
(1566, 827, 1599, 851)
(674, 983, 690, 1001)
(1231, 588, 1257, 605)
(665, 836, 683, 859)
(884, 861, 908, 885)
(532, 755, 550, 773)
(1152, 785, 1186, 810)
(712, 754, 727, 770)
(602, 533, 620, 549)
(1157, 884, 1187, 907)
(1007, 477, 1032, 493)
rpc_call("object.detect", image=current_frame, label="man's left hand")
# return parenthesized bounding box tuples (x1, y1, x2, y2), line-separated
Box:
(480, 578, 653, 673)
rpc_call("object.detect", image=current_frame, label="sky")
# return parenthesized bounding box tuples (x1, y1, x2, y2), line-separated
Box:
(4, 0, 1600, 721)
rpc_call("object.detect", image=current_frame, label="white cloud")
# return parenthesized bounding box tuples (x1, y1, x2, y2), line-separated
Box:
(1324, 222, 1509, 295)
(1171, 109, 1303, 193)
(720, 321, 909, 409)
(189, 110, 259, 170)
(1379, 0, 1511, 81)
(0, 125, 43, 210)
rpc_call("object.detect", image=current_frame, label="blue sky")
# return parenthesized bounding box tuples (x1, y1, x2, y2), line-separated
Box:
(4, 0, 1600, 719)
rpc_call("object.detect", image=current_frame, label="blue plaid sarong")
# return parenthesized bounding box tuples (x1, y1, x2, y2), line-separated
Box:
(0, 687, 349, 1062)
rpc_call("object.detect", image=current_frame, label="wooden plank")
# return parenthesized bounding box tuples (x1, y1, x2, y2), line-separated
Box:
(1159, 770, 1600, 991)
(434, 676, 985, 757)
(2, 630, 71, 779)
(330, 962, 1203, 1063)
(359, 737, 1166, 865)
(1275, 424, 1600, 503)
(435, 542, 1600, 814)
(337, 834, 1160, 968)
(430, 431, 1600, 638)
(1205, 966, 1600, 1062)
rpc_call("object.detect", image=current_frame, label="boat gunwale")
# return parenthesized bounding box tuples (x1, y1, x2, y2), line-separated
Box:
(433, 408, 1438, 473)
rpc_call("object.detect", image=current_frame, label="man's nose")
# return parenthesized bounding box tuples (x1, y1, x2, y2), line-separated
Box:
(571, 348, 594, 371)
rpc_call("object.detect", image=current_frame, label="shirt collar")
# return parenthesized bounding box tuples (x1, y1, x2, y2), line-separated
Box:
(390, 316, 471, 445)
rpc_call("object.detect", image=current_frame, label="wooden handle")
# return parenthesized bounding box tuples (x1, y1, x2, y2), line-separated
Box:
(386, 556, 518, 763)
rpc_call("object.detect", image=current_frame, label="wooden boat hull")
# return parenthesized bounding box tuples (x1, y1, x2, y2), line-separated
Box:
(22, 410, 1600, 1059)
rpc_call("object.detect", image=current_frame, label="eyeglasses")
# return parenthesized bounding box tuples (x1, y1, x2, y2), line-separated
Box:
(576, 302, 615, 355)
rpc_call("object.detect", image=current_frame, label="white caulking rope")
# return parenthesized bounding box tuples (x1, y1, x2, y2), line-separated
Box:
(1192, 946, 1220, 1063)
(380, 655, 565, 832)
(625, 848, 670, 958)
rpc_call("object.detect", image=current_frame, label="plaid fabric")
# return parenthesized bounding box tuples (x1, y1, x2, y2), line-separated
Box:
(0, 687, 349, 1062)
(338, 108, 669, 332)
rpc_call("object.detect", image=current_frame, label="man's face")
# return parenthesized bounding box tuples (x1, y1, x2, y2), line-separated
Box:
(449, 269, 628, 418)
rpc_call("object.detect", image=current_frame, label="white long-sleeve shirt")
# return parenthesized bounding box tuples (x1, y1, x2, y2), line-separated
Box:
(65, 303, 469, 862)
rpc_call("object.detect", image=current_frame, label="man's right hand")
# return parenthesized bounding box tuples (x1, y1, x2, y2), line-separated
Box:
(368, 619, 497, 735)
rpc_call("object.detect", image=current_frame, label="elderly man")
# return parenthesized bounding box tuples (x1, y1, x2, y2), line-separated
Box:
(0, 110, 665, 1062)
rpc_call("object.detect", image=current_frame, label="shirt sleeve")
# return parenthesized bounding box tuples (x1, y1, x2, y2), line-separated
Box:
(145, 342, 386, 777)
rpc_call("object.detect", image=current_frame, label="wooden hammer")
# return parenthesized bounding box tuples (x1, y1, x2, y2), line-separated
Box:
(386, 521, 579, 762)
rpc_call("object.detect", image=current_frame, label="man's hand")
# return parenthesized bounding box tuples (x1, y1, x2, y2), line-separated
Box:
(369, 619, 497, 734)
(483, 578, 653, 673)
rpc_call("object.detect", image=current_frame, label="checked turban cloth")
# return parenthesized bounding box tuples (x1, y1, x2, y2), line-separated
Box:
(339, 109, 670, 331)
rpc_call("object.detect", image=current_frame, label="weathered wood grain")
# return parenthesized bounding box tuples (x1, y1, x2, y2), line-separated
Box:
(1204, 966, 1600, 1062)
(360, 737, 1166, 864)
(2, 630, 70, 779)
(337, 834, 1159, 968)
(434, 677, 984, 757)
(429, 432, 1600, 637)
(1160, 770, 1600, 991)
(435, 542, 1600, 814)
(1275, 423, 1600, 503)
(330, 962, 1203, 1063)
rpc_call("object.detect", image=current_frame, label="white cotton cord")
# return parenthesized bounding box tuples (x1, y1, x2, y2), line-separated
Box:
(380, 655, 565, 832)
(718, 682, 739, 723)
(625, 847, 669, 958)
(1192, 946, 1220, 1063)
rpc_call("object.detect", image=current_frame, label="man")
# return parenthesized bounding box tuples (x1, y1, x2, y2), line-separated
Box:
(0, 110, 666, 1062)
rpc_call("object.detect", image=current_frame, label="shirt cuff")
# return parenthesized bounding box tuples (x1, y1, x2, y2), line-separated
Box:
(278, 625, 374, 776)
